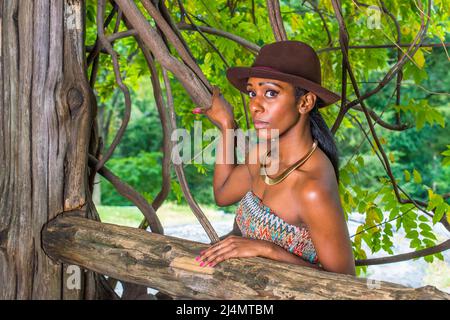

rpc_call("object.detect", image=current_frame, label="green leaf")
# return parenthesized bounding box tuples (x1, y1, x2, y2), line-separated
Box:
(427, 189, 444, 211)
(413, 169, 422, 184)
(419, 223, 432, 232)
(405, 230, 419, 239)
(432, 202, 447, 225)
(421, 230, 438, 241)
(423, 239, 436, 247)
(441, 145, 450, 166)
(358, 201, 367, 214)
(356, 156, 364, 167)
(435, 252, 444, 261)
(404, 170, 411, 182)
(413, 49, 425, 69)
(410, 238, 421, 249)
(389, 207, 400, 220)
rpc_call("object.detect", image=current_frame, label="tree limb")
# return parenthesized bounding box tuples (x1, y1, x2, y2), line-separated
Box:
(356, 240, 450, 266)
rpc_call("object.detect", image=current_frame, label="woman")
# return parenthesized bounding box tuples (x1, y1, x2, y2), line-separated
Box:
(192, 41, 355, 276)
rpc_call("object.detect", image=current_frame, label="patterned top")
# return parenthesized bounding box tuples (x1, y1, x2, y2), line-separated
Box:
(235, 190, 319, 264)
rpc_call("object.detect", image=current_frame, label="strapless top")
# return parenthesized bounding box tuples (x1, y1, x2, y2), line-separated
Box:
(235, 190, 319, 264)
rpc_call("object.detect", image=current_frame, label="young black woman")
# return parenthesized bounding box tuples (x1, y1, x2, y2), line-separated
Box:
(191, 41, 356, 276)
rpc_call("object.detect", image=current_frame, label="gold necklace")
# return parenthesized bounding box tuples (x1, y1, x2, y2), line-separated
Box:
(261, 139, 318, 185)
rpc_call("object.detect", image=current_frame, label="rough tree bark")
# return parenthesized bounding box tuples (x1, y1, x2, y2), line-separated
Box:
(42, 215, 450, 300)
(0, 0, 109, 299)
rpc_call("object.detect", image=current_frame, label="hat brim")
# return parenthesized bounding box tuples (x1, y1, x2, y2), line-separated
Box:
(226, 67, 341, 107)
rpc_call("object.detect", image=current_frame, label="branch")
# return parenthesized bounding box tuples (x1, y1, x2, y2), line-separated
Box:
(351, 103, 412, 131)
(176, 1, 251, 130)
(266, 0, 288, 41)
(86, 4, 118, 67)
(132, 32, 173, 230)
(114, 0, 211, 107)
(140, 0, 211, 93)
(176, 22, 260, 54)
(356, 240, 450, 266)
(162, 68, 220, 244)
(87, 154, 164, 234)
(304, 0, 333, 46)
(316, 42, 450, 54)
(94, 0, 132, 172)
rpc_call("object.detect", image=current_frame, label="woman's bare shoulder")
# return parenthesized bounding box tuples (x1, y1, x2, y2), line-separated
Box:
(291, 148, 341, 217)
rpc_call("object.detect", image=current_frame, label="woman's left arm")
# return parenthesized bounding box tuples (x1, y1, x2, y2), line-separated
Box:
(300, 181, 356, 276)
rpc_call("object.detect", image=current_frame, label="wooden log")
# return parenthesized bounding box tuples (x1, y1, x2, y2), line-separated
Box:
(42, 215, 450, 300)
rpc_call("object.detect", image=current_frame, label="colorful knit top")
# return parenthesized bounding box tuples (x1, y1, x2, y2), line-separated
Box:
(235, 190, 319, 264)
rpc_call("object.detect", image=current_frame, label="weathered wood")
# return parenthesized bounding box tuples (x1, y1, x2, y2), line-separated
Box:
(42, 215, 450, 300)
(0, 0, 102, 299)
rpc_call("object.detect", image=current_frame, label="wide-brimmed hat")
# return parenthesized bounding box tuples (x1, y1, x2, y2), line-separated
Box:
(226, 40, 340, 107)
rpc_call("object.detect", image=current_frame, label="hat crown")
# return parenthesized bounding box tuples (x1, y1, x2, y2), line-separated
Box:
(252, 41, 321, 85)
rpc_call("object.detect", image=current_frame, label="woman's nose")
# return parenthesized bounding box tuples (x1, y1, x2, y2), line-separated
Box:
(250, 96, 265, 113)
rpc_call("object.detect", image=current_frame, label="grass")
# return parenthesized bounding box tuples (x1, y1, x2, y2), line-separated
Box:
(97, 201, 234, 228)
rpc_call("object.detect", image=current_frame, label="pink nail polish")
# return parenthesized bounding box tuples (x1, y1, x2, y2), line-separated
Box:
(208, 263, 214, 267)
(200, 262, 205, 267)
(192, 108, 201, 114)
(195, 256, 200, 261)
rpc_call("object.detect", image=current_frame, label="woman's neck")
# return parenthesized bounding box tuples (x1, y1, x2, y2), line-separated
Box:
(268, 115, 313, 168)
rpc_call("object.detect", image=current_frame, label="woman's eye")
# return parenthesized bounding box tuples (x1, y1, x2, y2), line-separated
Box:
(247, 91, 256, 98)
(265, 90, 278, 98)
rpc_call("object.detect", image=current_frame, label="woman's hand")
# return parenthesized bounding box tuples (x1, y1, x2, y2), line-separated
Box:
(192, 86, 235, 130)
(196, 236, 272, 267)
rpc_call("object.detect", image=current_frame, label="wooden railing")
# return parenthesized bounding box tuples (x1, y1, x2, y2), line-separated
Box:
(42, 214, 450, 300)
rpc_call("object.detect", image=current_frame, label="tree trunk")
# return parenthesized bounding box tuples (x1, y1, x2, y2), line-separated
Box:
(43, 215, 450, 300)
(0, 0, 103, 299)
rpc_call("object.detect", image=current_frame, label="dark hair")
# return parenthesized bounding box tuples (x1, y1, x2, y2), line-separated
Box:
(295, 87, 339, 182)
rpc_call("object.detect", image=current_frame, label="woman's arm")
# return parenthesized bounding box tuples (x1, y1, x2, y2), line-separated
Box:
(260, 241, 323, 270)
(299, 181, 356, 276)
(198, 236, 322, 271)
(192, 87, 252, 206)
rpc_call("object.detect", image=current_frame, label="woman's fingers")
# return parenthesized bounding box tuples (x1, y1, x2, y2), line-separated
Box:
(200, 245, 237, 267)
(192, 86, 221, 114)
(196, 237, 241, 267)
(200, 239, 229, 260)
(192, 107, 203, 114)
(212, 85, 221, 99)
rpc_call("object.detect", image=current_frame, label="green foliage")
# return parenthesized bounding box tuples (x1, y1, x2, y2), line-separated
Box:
(100, 152, 164, 206)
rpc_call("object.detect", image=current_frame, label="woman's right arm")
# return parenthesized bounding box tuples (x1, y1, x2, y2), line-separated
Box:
(193, 87, 252, 207)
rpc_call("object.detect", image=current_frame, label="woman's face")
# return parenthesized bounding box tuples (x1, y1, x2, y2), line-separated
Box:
(246, 77, 300, 140)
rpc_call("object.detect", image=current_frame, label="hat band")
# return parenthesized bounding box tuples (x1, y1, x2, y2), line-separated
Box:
(251, 66, 281, 72)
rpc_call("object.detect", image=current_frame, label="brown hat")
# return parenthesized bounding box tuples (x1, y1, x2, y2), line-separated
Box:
(226, 40, 340, 107)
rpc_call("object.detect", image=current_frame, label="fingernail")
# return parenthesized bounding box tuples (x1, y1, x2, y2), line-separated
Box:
(200, 250, 205, 255)
(192, 108, 201, 114)
(195, 256, 200, 261)
(199, 262, 205, 267)
(208, 263, 214, 267)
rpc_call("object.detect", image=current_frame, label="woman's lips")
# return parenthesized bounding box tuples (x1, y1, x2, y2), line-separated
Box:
(254, 120, 270, 129)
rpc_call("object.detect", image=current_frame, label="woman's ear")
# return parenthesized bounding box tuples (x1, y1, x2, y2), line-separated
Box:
(297, 92, 317, 114)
